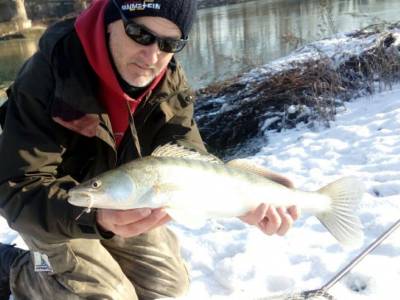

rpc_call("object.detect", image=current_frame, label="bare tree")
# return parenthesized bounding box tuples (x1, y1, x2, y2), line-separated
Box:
(14, 0, 31, 29)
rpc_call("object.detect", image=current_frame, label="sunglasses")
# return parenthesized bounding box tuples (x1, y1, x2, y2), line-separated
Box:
(112, 0, 188, 53)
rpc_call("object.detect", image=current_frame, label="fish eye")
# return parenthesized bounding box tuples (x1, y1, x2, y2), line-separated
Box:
(91, 180, 102, 189)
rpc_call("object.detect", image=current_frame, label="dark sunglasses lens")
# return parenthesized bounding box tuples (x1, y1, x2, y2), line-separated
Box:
(125, 22, 187, 53)
(125, 23, 155, 46)
(158, 39, 187, 53)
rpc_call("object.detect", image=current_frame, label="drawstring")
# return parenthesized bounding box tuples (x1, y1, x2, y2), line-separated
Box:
(126, 100, 142, 158)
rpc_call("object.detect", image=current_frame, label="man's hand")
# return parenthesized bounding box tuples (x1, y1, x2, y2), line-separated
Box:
(239, 170, 300, 235)
(96, 208, 171, 238)
(239, 169, 300, 235)
(239, 204, 300, 235)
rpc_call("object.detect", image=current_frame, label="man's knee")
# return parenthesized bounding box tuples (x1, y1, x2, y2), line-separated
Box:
(11, 236, 136, 300)
(102, 228, 190, 299)
(172, 262, 190, 297)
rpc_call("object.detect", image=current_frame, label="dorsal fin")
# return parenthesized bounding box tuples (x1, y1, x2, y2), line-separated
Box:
(152, 143, 223, 164)
(226, 159, 294, 188)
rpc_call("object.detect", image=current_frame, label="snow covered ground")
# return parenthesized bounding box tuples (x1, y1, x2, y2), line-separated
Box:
(167, 85, 400, 300)
(1, 58, 400, 300)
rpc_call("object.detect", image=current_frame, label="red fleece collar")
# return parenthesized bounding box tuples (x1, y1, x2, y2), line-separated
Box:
(74, 0, 166, 147)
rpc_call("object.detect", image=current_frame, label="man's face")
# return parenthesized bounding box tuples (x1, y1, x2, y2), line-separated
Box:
(108, 16, 181, 87)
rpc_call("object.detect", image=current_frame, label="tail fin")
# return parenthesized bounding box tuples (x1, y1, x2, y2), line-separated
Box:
(317, 177, 365, 248)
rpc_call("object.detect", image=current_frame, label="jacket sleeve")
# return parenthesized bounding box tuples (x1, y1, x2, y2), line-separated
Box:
(0, 53, 104, 242)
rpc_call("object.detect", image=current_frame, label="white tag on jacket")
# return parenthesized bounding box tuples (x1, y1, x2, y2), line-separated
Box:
(33, 252, 54, 272)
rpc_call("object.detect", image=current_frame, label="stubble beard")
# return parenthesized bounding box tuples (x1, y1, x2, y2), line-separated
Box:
(125, 63, 157, 87)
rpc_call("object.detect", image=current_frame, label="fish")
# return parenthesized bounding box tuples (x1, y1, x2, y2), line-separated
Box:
(68, 143, 365, 247)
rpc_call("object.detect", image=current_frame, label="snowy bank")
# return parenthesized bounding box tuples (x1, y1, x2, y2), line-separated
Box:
(196, 23, 400, 159)
(169, 84, 400, 300)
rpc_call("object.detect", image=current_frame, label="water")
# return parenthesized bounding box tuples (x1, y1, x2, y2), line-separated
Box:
(0, 0, 399, 90)
(177, 0, 400, 88)
(0, 36, 38, 91)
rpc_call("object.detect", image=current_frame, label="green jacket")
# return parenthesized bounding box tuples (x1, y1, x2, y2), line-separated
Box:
(0, 19, 205, 242)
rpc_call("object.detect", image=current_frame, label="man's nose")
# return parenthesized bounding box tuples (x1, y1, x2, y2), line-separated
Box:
(142, 42, 161, 66)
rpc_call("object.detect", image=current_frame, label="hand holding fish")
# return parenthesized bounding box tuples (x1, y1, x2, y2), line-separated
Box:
(238, 169, 300, 236)
(96, 207, 171, 238)
(239, 204, 300, 236)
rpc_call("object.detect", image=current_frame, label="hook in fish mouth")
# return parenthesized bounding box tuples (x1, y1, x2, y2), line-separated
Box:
(68, 190, 94, 208)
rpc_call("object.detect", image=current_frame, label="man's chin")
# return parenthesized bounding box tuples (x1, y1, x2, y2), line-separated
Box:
(126, 76, 155, 88)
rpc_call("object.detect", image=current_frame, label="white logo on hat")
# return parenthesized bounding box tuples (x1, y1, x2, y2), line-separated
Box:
(122, 1, 161, 12)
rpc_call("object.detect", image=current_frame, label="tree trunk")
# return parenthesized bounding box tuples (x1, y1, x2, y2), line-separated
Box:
(74, 0, 89, 12)
(14, 0, 31, 30)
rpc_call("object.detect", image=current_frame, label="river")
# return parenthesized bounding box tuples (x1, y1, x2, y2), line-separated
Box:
(0, 0, 399, 92)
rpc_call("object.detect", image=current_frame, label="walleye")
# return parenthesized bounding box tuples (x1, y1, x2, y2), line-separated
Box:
(68, 144, 365, 247)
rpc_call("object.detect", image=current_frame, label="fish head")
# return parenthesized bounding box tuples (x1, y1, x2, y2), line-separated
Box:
(68, 169, 138, 210)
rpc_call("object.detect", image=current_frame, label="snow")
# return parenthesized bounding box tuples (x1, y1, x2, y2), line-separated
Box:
(166, 86, 400, 299)
(1, 45, 400, 300)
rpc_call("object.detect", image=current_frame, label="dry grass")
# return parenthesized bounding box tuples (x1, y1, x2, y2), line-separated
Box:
(253, 58, 343, 125)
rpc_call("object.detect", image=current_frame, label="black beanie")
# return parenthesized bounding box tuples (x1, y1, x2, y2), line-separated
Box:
(105, 0, 197, 39)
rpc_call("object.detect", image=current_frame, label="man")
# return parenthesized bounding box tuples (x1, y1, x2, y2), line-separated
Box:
(0, 0, 299, 299)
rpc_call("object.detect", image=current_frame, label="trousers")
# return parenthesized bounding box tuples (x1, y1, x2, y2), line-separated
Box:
(10, 227, 189, 300)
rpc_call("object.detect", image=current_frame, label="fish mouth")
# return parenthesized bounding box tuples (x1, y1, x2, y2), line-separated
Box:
(68, 190, 94, 208)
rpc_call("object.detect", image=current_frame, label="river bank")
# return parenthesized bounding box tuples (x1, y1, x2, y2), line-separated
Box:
(0, 25, 45, 41)
(195, 22, 400, 158)
(0, 93, 6, 104)
(0, 84, 8, 104)
(0, 75, 12, 101)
